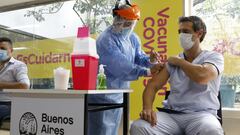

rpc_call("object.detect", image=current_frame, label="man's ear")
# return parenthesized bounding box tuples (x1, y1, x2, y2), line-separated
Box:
(10, 48, 13, 53)
(198, 29, 204, 39)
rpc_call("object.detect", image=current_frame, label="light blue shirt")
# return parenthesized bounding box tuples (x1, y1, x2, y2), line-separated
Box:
(0, 57, 30, 101)
(166, 50, 224, 115)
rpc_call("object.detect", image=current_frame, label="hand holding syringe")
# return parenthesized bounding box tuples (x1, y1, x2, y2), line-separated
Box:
(150, 51, 164, 75)
(150, 50, 162, 64)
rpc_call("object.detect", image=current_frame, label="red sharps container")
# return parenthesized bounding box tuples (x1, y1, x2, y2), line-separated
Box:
(71, 26, 99, 90)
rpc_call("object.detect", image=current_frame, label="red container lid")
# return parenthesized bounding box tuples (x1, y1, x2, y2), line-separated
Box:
(77, 26, 89, 38)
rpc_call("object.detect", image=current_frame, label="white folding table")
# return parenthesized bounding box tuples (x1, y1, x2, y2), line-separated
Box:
(3, 89, 132, 135)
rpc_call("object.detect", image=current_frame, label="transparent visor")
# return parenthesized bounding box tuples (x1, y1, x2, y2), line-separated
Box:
(122, 20, 136, 29)
(113, 17, 137, 33)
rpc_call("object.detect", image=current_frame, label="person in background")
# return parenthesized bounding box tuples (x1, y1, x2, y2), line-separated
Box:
(0, 37, 30, 127)
(87, 0, 163, 135)
(130, 16, 224, 135)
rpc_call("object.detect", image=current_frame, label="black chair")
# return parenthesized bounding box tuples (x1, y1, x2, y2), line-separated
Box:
(159, 91, 223, 125)
(217, 91, 223, 125)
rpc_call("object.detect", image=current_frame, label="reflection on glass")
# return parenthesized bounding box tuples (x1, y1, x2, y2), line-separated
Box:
(0, 0, 116, 89)
(193, 0, 240, 107)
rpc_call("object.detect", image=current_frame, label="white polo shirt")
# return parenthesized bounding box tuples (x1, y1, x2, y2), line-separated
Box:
(0, 57, 30, 100)
(166, 50, 224, 116)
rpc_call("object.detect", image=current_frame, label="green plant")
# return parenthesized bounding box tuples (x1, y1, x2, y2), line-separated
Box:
(221, 75, 240, 90)
(24, 2, 64, 22)
(73, 0, 115, 34)
(24, 0, 116, 35)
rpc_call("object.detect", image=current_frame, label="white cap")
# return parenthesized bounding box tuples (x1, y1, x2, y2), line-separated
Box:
(72, 26, 99, 58)
(99, 64, 105, 74)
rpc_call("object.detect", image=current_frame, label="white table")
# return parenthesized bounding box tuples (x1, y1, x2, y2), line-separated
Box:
(222, 107, 240, 135)
(3, 89, 132, 135)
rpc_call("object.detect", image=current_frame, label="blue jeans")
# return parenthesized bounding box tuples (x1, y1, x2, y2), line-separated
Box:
(0, 105, 10, 125)
(87, 93, 123, 135)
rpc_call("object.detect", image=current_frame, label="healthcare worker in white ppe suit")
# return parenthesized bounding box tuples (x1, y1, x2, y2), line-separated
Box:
(87, 0, 163, 135)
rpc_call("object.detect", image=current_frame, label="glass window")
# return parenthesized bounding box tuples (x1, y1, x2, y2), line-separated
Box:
(0, 0, 116, 89)
(192, 0, 240, 108)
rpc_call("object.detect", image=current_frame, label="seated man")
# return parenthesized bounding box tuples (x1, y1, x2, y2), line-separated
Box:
(130, 16, 224, 135)
(0, 37, 30, 126)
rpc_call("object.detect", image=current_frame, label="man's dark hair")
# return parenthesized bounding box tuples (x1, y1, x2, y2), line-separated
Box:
(179, 16, 207, 42)
(0, 37, 13, 47)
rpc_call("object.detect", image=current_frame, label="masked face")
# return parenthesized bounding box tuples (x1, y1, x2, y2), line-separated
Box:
(179, 33, 194, 50)
(112, 16, 137, 36)
(0, 49, 9, 62)
(121, 20, 136, 35)
(121, 28, 132, 35)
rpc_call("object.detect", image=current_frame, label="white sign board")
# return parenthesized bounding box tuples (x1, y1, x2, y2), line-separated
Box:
(10, 96, 84, 135)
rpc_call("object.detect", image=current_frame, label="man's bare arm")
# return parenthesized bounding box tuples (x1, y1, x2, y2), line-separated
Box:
(143, 66, 169, 110)
(168, 56, 218, 84)
(0, 82, 29, 89)
(179, 62, 218, 84)
(140, 66, 169, 126)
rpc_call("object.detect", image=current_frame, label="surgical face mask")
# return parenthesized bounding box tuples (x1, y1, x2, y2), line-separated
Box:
(112, 16, 136, 35)
(121, 28, 132, 35)
(121, 20, 136, 36)
(179, 33, 194, 50)
(0, 49, 9, 62)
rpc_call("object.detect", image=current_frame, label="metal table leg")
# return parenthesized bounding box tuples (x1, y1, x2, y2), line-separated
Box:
(123, 93, 129, 135)
(84, 94, 88, 135)
(85, 93, 129, 135)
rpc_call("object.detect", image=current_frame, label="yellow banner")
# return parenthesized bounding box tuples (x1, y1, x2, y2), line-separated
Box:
(130, 0, 183, 120)
(13, 38, 73, 79)
(224, 53, 240, 76)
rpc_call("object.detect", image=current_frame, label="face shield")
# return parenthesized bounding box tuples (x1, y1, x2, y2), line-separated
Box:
(113, 4, 140, 20)
(112, 2, 140, 36)
(122, 20, 137, 35)
(112, 15, 137, 36)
